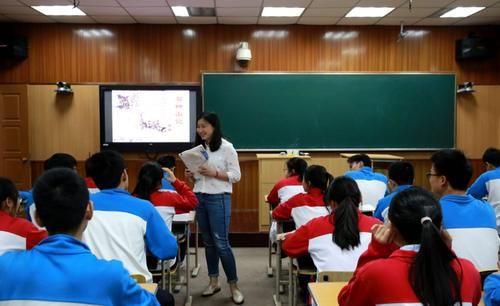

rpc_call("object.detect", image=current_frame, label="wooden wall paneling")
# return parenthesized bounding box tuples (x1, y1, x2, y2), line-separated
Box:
(28, 84, 100, 161)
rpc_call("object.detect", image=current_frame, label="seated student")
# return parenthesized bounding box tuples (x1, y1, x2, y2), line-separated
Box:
(267, 157, 308, 208)
(83, 150, 178, 289)
(484, 273, 500, 306)
(0, 177, 47, 255)
(157, 155, 177, 191)
(468, 147, 500, 234)
(374, 161, 414, 222)
(338, 187, 481, 306)
(344, 154, 388, 211)
(0, 168, 160, 305)
(282, 176, 381, 273)
(22, 152, 77, 226)
(84, 157, 100, 194)
(272, 165, 332, 228)
(133, 161, 198, 230)
(429, 149, 499, 272)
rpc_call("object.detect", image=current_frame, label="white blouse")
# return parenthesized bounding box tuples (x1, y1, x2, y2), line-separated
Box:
(193, 138, 241, 194)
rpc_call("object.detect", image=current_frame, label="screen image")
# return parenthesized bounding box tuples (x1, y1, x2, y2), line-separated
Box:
(100, 85, 201, 152)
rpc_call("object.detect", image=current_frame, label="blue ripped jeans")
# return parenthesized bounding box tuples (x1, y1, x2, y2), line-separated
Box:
(196, 193, 238, 283)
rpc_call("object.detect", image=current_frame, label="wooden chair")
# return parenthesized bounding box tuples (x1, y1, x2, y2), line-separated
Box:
(317, 271, 353, 282)
(131, 274, 146, 283)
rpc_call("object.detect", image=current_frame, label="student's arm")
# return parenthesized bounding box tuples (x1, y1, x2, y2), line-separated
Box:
(271, 199, 294, 221)
(145, 208, 178, 260)
(113, 262, 160, 306)
(338, 264, 374, 306)
(282, 223, 310, 258)
(467, 174, 488, 199)
(156, 180, 198, 213)
(484, 274, 500, 306)
(26, 225, 48, 250)
(373, 199, 385, 222)
(267, 183, 280, 206)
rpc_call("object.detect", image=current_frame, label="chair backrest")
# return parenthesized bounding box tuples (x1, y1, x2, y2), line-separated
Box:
(131, 274, 147, 283)
(317, 271, 353, 282)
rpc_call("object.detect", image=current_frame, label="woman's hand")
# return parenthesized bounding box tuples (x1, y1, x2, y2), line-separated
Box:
(184, 169, 194, 181)
(162, 167, 177, 183)
(371, 224, 397, 245)
(199, 164, 217, 177)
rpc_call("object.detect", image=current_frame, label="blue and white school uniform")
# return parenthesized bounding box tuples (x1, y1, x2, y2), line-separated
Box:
(344, 166, 388, 211)
(373, 184, 412, 222)
(468, 166, 500, 234)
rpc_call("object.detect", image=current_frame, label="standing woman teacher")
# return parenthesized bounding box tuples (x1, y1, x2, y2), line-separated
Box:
(185, 112, 244, 304)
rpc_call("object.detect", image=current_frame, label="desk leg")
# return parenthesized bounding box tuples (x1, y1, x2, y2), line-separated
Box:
(288, 257, 293, 306)
(273, 222, 282, 306)
(191, 222, 200, 278)
(185, 224, 192, 306)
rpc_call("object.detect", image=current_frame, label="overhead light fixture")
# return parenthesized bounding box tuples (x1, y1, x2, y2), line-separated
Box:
(172, 6, 189, 17)
(346, 7, 395, 18)
(261, 7, 305, 17)
(440, 7, 485, 18)
(31, 5, 86, 16)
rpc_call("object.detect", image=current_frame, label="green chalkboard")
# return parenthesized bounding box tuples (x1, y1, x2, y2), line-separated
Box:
(202, 73, 456, 150)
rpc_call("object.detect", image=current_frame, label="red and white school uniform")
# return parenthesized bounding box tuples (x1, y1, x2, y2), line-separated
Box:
(338, 239, 482, 306)
(272, 187, 329, 228)
(0, 210, 47, 255)
(267, 175, 305, 206)
(149, 179, 198, 230)
(85, 177, 100, 194)
(283, 213, 380, 272)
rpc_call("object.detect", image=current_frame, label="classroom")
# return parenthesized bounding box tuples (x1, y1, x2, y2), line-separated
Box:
(1, 0, 500, 305)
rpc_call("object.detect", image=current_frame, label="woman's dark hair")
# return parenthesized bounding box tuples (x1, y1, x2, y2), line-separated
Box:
(389, 187, 462, 306)
(325, 176, 361, 250)
(195, 112, 223, 152)
(133, 162, 163, 201)
(303, 165, 333, 192)
(286, 158, 308, 182)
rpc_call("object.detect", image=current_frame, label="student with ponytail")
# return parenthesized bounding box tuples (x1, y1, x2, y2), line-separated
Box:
(338, 187, 481, 306)
(267, 157, 308, 208)
(282, 176, 380, 272)
(272, 165, 333, 228)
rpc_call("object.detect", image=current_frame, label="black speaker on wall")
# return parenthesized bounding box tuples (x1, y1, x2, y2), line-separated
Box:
(0, 36, 28, 58)
(455, 37, 495, 61)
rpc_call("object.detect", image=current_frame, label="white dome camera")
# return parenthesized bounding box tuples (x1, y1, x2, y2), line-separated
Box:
(236, 42, 251, 67)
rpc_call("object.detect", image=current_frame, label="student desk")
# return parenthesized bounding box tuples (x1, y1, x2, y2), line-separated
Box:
(308, 282, 347, 306)
(172, 210, 196, 306)
(139, 283, 158, 294)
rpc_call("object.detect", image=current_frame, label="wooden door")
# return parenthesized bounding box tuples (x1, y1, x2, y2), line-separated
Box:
(0, 85, 30, 190)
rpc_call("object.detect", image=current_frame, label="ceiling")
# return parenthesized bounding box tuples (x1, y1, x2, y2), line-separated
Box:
(1, 0, 500, 26)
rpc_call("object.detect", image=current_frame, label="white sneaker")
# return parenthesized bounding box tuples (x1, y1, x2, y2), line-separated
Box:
(201, 284, 221, 297)
(231, 288, 244, 304)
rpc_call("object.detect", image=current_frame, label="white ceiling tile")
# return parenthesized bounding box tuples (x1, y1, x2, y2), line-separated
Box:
(217, 7, 260, 16)
(80, 6, 128, 16)
(176, 16, 217, 23)
(218, 16, 258, 23)
(302, 7, 350, 17)
(74, 0, 120, 5)
(454, 15, 500, 24)
(0, 0, 24, 6)
(449, 0, 499, 6)
(7, 13, 54, 22)
(126, 7, 174, 16)
(415, 17, 459, 25)
(263, 0, 311, 7)
(309, 0, 357, 7)
(216, 0, 262, 7)
(409, 0, 454, 8)
(0, 6, 38, 14)
(298, 16, 340, 24)
(258, 16, 299, 24)
(473, 7, 500, 16)
(19, 0, 70, 4)
(135, 16, 177, 23)
(50, 15, 96, 22)
(356, 0, 406, 6)
(336, 17, 380, 25)
(167, 0, 215, 7)
(118, 0, 167, 7)
(376, 16, 422, 25)
(387, 7, 439, 17)
(91, 15, 136, 23)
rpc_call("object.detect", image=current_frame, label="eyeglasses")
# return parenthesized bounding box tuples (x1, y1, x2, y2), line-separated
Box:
(426, 172, 441, 178)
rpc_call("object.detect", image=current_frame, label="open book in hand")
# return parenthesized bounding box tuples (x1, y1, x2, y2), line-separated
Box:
(179, 145, 209, 180)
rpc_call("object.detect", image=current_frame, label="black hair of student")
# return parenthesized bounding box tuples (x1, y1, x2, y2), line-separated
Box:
(44, 153, 77, 171)
(86, 150, 126, 190)
(286, 158, 308, 182)
(33, 168, 89, 235)
(195, 112, 223, 152)
(157, 155, 176, 169)
(388, 161, 414, 186)
(304, 165, 333, 192)
(0, 177, 19, 207)
(389, 187, 462, 306)
(325, 176, 361, 250)
(431, 149, 472, 191)
(482, 147, 500, 167)
(347, 154, 372, 167)
(133, 162, 163, 201)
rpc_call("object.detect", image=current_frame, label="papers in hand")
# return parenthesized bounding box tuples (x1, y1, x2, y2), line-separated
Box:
(179, 145, 208, 179)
